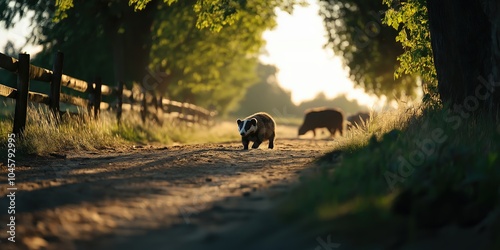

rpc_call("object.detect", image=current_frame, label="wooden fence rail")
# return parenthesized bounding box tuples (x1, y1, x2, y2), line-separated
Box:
(0, 52, 216, 135)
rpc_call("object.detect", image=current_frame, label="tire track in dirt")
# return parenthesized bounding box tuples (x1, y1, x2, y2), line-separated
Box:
(0, 138, 337, 250)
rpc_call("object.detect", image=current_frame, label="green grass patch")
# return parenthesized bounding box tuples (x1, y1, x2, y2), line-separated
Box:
(279, 102, 500, 248)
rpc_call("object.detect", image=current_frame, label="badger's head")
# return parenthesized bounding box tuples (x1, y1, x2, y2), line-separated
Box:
(237, 118, 258, 136)
(298, 125, 307, 136)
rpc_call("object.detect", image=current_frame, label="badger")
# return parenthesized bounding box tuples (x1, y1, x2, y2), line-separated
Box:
(236, 112, 276, 150)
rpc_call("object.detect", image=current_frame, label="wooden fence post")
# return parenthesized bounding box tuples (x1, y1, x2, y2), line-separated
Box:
(116, 81, 124, 125)
(87, 82, 94, 116)
(94, 76, 102, 119)
(140, 88, 147, 124)
(50, 51, 63, 116)
(13, 53, 30, 135)
(158, 95, 164, 126)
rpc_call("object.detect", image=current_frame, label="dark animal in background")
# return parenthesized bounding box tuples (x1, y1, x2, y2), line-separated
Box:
(237, 112, 276, 150)
(298, 108, 344, 138)
(347, 112, 370, 130)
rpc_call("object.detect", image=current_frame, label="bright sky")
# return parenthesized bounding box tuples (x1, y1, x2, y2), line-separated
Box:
(0, 11, 41, 55)
(259, 0, 385, 108)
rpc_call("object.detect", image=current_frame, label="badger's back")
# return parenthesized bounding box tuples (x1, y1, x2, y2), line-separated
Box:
(303, 108, 343, 128)
(247, 112, 275, 131)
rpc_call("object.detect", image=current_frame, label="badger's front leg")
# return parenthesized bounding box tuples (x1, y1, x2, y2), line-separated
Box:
(242, 138, 250, 150)
(251, 140, 262, 149)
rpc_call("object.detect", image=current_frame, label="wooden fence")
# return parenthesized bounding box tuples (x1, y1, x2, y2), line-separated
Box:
(0, 52, 216, 135)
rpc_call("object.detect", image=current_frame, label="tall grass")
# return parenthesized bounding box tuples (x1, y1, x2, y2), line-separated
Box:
(280, 101, 500, 247)
(0, 105, 240, 156)
(334, 107, 417, 151)
(0, 105, 119, 155)
(113, 111, 240, 145)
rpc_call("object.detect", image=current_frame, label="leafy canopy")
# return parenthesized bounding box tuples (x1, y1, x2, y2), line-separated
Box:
(319, 0, 417, 99)
(148, 0, 279, 112)
(53, 0, 294, 31)
(1, 0, 303, 115)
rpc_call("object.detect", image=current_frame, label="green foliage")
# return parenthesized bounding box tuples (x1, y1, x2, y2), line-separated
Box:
(129, 0, 157, 11)
(54, 0, 73, 21)
(50, 0, 298, 31)
(319, 0, 418, 99)
(149, 0, 286, 114)
(383, 0, 438, 102)
(52, 0, 234, 31)
(1, 0, 300, 115)
(193, 0, 241, 32)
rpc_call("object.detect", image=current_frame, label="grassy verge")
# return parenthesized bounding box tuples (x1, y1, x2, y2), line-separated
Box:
(279, 103, 500, 248)
(113, 111, 240, 145)
(0, 106, 119, 156)
(0, 105, 240, 157)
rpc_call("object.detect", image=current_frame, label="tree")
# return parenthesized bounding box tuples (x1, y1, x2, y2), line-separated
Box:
(1, 0, 301, 114)
(318, 0, 418, 99)
(384, 0, 500, 115)
(425, 0, 500, 115)
(148, 0, 281, 113)
(233, 63, 300, 116)
(1, 0, 159, 86)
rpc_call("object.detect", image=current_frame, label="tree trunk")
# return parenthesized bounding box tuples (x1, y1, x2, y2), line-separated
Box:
(105, 0, 159, 89)
(427, 0, 500, 118)
(122, 0, 158, 85)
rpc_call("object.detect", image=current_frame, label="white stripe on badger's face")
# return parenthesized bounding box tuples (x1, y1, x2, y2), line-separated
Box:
(238, 120, 248, 135)
(238, 119, 257, 136)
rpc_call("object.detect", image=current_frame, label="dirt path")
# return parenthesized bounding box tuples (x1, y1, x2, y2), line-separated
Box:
(0, 138, 337, 250)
